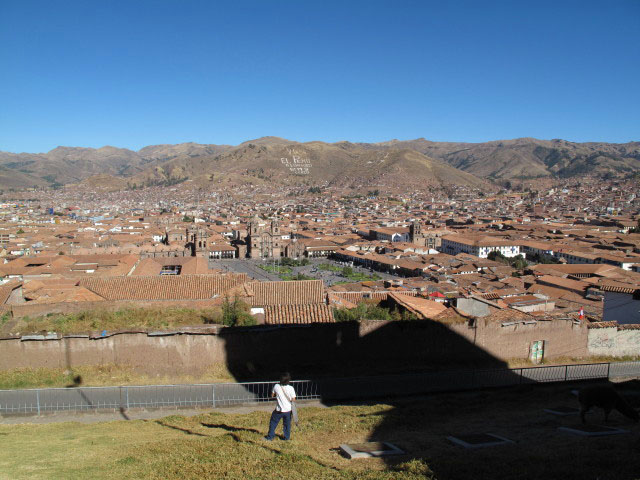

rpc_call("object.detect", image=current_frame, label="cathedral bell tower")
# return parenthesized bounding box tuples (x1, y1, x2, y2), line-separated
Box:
(409, 221, 422, 243)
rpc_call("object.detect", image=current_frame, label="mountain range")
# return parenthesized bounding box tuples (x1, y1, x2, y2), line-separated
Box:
(0, 137, 637, 191)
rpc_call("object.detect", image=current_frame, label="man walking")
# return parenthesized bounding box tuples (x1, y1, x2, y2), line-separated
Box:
(264, 372, 296, 441)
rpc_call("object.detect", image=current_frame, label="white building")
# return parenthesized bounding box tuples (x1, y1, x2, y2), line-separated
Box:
(440, 235, 520, 258)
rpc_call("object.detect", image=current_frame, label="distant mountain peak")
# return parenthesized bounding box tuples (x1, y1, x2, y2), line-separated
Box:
(239, 136, 295, 146)
(0, 136, 637, 190)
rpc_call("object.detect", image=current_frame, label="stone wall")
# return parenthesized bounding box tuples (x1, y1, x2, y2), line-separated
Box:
(0, 318, 590, 378)
(474, 318, 588, 360)
(588, 326, 640, 357)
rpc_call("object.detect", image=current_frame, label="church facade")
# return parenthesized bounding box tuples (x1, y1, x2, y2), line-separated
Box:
(246, 216, 284, 258)
(409, 221, 443, 250)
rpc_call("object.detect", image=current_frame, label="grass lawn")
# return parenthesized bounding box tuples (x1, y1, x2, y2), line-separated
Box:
(317, 263, 381, 282)
(0, 364, 235, 390)
(344, 272, 381, 282)
(258, 264, 293, 275)
(279, 273, 316, 281)
(1, 382, 639, 479)
(0, 406, 431, 480)
(318, 263, 342, 272)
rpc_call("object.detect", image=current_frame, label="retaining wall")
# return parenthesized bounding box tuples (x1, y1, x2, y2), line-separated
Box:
(0, 318, 589, 378)
(588, 326, 640, 357)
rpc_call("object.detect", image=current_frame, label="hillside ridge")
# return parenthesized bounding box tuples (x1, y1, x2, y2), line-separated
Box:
(0, 137, 637, 190)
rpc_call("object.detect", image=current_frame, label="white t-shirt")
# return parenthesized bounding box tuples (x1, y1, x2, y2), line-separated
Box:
(273, 384, 296, 412)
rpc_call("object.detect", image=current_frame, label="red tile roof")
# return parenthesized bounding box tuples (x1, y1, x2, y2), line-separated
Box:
(264, 304, 334, 324)
(79, 274, 249, 300)
(248, 280, 325, 306)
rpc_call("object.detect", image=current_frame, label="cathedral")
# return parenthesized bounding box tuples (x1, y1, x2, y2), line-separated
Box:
(185, 225, 209, 257)
(409, 221, 442, 250)
(246, 216, 284, 258)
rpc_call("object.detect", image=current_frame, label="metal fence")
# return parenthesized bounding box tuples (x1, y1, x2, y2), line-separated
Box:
(1, 362, 638, 416)
(0, 380, 319, 416)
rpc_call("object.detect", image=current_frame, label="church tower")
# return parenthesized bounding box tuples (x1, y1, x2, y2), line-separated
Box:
(271, 217, 280, 235)
(186, 225, 207, 257)
(409, 221, 422, 243)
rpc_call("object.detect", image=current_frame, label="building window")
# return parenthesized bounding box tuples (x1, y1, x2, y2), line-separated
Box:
(160, 265, 182, 275)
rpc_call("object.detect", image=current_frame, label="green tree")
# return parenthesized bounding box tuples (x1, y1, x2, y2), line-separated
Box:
(510, 254, 528, 270)
(487, 251, 507, 263)
(333, 302, 395, 322)
(341, 266, 353, 277)
(221, 297, 256, 327)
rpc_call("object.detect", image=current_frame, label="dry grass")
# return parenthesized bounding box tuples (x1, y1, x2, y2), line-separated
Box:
(14, 307, 222, 335)
(0, 364, 235, 390)
(0, 407, 433, 480)
(0, 382, 639, 479)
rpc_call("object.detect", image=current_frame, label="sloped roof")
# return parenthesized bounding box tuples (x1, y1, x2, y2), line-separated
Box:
(0, 279, 22, 305)
(388, 292, 448, 319)
(248, 280, 325, 306)
(79, 274, 249, 300)
(264, 304, 334, 324)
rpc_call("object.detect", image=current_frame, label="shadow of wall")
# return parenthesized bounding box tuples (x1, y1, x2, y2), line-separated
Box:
(221, 319, 510, 383)
(223, 318, 522, 474)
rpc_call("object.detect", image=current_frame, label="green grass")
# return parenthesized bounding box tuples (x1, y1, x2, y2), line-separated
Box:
(2, 382, 639, 479)
(0, 364, 235, 390)
(0, 311, 10, 328)
(14, 307, 223, 335)
(0, 406, 433, 480)
(258, 264, 293, 275)
(317, 263, 381, 282)
(279, 273, 316, 282)
(318, 263, 342, 272)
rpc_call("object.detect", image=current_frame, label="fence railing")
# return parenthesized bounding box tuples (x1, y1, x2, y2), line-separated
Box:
(1, 362, 638, 416)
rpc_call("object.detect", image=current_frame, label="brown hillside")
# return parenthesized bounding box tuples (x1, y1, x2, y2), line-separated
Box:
(1, 136, 637, 189)
(131, 140, 489, 191)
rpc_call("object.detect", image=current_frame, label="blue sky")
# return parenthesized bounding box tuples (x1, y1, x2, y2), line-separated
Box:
(1, 0, 638, 153)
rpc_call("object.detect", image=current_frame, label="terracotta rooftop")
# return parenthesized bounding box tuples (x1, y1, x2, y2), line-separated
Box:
(79, 273, 249, 300)
(0, 279, 22, 305)
(247, 280, 325, 306)
(264, 304, 334, 324)
(388, 292, 448, 319)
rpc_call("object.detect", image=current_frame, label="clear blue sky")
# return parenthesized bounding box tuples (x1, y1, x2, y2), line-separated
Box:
(1, 0, 638, 153)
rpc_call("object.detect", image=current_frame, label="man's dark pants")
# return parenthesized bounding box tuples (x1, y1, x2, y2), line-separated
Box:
(265, 410, 292, 440)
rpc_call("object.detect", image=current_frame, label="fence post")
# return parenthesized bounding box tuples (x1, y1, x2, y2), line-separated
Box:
(36, 389, 41, 416)
(212, 384, 216, 408)
(564, 365, 568, 381)
(125, 387, 129, 410)
(607, 362, 611, 379)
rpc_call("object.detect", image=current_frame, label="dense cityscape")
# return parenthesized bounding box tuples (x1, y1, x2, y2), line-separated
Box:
(1, 1, 639, 479)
